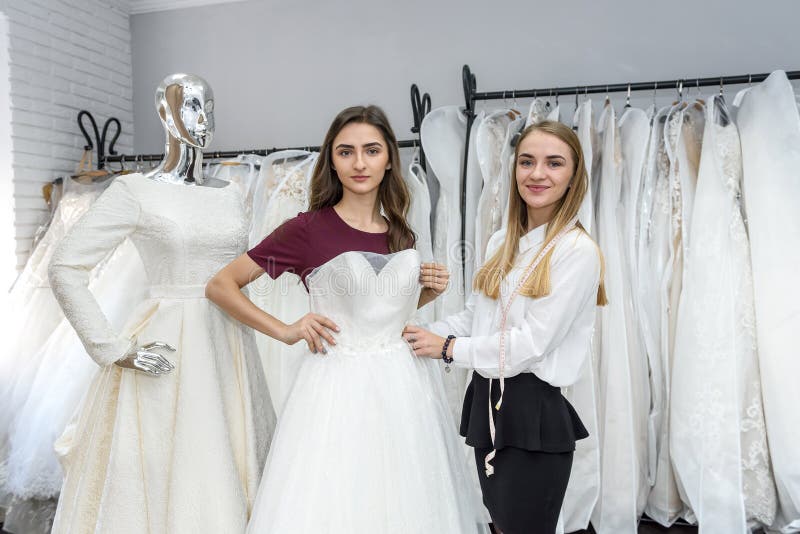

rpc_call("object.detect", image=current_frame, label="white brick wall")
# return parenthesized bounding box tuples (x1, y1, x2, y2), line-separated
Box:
(0, 0, 133, 270)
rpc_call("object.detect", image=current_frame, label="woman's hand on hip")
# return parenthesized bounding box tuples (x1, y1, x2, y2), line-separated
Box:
(280, 313, 339, 354)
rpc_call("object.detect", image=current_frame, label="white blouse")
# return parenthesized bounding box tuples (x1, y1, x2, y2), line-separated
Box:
(425, 224, 600, 387)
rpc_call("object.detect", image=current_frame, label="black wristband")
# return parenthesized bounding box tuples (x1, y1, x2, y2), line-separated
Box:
(441, 335, 455, 364)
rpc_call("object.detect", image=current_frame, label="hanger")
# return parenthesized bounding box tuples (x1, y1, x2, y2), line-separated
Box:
(625, 83, 632, 108)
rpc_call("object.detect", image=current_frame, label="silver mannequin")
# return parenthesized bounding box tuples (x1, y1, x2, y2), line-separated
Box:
(117, 73, 224, 376)
(143, 72, 226, 187)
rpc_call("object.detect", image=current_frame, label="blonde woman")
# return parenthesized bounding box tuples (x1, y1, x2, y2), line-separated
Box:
(404, 120, 606, 534)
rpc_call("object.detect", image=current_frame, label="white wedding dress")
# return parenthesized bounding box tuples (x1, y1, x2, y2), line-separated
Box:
(670, 94, 777, 534)
(421, 106, 470, 424)
(1, 238, 147, 534)
(591, 103, 649, 534)
(48, 174, 275, 534)
(249, 150, 318, 415)
(247, 249, 488, 534)
(0, 178, 109, 515)
(737, 70, 800, 533)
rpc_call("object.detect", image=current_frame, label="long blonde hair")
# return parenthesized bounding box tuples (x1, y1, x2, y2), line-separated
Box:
(473, 120, 607, 304)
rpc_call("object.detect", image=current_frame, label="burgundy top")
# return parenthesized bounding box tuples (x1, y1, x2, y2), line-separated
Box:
(247, 206, 391, 287)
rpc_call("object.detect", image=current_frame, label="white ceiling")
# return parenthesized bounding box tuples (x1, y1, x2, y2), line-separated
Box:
(128, 0, 247, 15)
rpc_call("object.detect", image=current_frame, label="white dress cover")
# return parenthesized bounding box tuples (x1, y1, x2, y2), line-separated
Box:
(559, 99, 602, 533)
(246, 249, 488, 534)
(249, 151, 317, 415)
(737, 70, 800, 533)
(47, 174, 275, 534)
(405, 152, 435, 324)
(0, 178, 108, 504)
(646, 103, 701, 526)
(421, 106, 470, 423)
(474, 109, 522, 266)
(671, 94, 777, 533)
(591, 104, 649, 534)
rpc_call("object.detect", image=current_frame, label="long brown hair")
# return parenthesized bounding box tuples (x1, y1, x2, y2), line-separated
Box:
(473, 120, 607, 304)
(308, 105, 414, 252)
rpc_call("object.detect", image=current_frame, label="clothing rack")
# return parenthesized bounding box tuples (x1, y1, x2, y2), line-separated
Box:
(455, 64, 800, 284)
(103, 138, 423, 165)
(103, 83, 432, 167)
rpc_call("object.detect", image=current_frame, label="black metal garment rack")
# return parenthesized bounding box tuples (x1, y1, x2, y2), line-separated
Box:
(455, 64, 800, 285)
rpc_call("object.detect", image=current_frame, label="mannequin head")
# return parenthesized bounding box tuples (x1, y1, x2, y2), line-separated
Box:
(155, 73, 215, 148)
(147, 73, 215, 184)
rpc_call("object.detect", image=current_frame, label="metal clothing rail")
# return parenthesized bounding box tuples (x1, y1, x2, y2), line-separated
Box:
(454, 63, 800, 286)
(104, 138, 423, 164)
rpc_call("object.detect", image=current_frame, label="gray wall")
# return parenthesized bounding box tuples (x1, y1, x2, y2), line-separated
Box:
(131, 0, 800, 153)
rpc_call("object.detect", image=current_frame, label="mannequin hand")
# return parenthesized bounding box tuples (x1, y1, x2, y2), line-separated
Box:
(280, 313, 339, 354)
(114, 341, 176, 375)
(419, 263, 449, 296)
(402, 325, 449, 359)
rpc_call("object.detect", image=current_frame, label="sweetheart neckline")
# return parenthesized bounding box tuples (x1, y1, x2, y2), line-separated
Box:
(306, 249, 420, 286)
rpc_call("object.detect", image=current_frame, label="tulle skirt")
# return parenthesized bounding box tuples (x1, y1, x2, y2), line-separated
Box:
(247, 339, 488, 533)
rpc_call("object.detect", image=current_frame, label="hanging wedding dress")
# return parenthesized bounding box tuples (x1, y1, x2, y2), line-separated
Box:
(2, 238, 147, 534)
(525, 97, 560, 127)
(618, 103, 652, 513)
(405, 150, 434, 265)
(473, 109, 520, 266)
(421, 106, 469, 423)
(591, 103, 648, 534)
(246, 249, 488, 533)
(208, 154, 262, 231)
(670, 94, 777, 534)
(737, 70, 800, 533)
(558, 98, 601, 533)
(0, 178, 109, 508)
(636, 105, 672, 494)
(48, 174, 275, 533)
(646, 102, 701, 526)
(405, 150, 435, 323)
(464, 111, 484, 289)
(248, 150, 317, 415)
(574, 99, 596, 235)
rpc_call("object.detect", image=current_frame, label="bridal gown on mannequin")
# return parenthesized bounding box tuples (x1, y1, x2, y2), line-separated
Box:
(421, 106, 469, 423)
(737, 70, 800, 533)
(249, 150, 317, 415)
(671, 94, 777, 534)
(591, 103, 648, 534)
(47, 174, 275, 533)
(246, 249, 488, 534)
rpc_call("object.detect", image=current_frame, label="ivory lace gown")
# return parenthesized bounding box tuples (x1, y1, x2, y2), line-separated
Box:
(48, 174, 275, 533)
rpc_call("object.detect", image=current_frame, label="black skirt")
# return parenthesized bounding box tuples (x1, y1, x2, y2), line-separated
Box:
(460, 371, 588, 452)
(461, 372, 588, 534)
